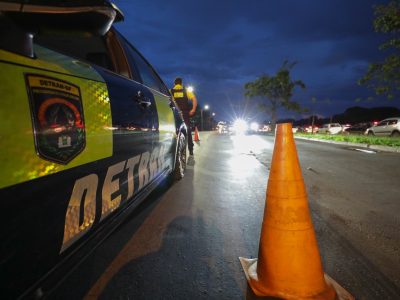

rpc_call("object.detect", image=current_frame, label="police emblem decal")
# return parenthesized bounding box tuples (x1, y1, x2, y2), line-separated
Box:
(26, 74, 86, 164)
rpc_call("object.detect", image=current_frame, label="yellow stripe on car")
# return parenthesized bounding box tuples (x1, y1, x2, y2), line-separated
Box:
(0, 47, 113, 189)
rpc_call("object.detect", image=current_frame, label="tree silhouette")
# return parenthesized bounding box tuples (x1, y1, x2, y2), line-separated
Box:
(359, 0, 400, 100)
(244, 61, 306, 128)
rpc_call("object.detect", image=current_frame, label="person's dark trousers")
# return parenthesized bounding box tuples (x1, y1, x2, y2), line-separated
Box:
(183, 113, 194, 155)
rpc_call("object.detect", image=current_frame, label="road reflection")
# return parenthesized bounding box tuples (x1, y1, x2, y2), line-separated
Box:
(228, 134, 273, 180)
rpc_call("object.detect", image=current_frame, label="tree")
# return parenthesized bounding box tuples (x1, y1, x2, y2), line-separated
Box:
(244, 61, 306, 128)
(359, 0, 400, 100)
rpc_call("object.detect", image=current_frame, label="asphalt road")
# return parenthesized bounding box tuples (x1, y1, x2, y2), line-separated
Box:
(52, 132, 400, 300)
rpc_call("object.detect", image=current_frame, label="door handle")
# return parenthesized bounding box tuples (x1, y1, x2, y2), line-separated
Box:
(134, 90, 152, 108)
(138, 100, 151, 108)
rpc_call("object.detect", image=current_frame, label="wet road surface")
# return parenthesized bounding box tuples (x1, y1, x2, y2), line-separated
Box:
(52, 132, 400, 299)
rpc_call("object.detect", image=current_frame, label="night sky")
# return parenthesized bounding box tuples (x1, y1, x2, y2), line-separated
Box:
(113, 0, 399, 122)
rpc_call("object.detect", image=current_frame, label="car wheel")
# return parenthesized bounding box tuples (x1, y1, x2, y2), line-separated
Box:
(368, 131, 374, 136)
(173, 132, 187, 181)
(391, 131, 400, 137)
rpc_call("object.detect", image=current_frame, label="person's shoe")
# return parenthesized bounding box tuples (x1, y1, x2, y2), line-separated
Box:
(189, 150, 194, 156)
(187, 155, 195, 166)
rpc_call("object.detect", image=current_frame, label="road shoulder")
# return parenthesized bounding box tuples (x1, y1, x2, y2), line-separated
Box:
(295, 136, 400, 153)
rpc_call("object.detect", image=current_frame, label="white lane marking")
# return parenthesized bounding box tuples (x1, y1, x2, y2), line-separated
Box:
(354, 148, 376, 154)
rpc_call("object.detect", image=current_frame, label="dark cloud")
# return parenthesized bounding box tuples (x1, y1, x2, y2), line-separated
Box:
(113, 0, 399, 121)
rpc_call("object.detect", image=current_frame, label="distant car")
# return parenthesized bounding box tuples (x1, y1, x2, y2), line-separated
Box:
(365, 118, 400, 137)
(301, 125, 319, 133)
(318, 123, 343, 134)
(216, 121, 228, 133)
(231, 119, 249, 135)
(259, 125, 272, 132)
(342, 124, 351, 131)
(343, 123, 372, 135)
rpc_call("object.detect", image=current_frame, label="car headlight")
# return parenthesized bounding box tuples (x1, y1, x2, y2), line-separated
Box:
(250, 122, 259, 131)
(233, 119, 248, 134)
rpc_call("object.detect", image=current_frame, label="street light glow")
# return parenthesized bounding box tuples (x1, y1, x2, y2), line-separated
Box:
(204, 104, 209, 110)
(187, 86, 194, 93)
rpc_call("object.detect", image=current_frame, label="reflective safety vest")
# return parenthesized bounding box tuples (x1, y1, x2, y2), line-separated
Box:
(171, 86, 190, 112)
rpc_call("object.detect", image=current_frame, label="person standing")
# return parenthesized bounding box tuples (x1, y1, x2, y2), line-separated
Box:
(170, 77, 198, 156)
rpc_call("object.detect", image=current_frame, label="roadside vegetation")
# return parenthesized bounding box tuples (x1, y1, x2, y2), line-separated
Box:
(295, 133, 400, 147)
(244, 60, 306, 130)
(358, 0, 400, 101)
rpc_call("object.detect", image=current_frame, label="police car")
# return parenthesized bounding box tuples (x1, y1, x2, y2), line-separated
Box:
(0, 1, 187, 298)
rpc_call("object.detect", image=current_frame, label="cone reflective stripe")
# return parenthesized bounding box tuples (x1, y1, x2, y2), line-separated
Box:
(194, 126, 200, 142)
(240, 123, 354, 300)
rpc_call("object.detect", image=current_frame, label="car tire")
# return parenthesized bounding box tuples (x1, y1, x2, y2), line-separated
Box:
(391, 131, 400, 137)
(172, 132, 187, 181)
(368, 131, 374, 136)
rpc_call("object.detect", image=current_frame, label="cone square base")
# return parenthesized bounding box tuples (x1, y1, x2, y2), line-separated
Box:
(239, 257, 354, 300)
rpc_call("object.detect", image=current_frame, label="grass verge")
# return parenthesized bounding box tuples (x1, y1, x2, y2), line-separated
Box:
(295, 133, 400, 147)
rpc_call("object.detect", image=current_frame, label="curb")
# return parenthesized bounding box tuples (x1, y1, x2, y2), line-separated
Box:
(294, 136, 400, 153)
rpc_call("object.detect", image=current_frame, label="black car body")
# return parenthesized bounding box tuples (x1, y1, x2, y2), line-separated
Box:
(0, 1, 186, 298)
(343, 123, 372, 135)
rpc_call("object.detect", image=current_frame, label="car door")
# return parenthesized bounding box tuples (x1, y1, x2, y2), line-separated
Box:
(85, 29, 161, 224)
(374, 120, 389, 135)
(115, 31, 176, 178)
(387, 119, 398, 135)
(330, 123, 341, 134)
(320, 124, 328, 133)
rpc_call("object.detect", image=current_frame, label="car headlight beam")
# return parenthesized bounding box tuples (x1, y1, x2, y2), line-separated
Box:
(233, 119, 248, 134)
(250, 122, 259, 131)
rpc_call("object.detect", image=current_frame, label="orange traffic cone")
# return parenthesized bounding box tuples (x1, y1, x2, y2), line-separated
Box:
(239, 123, 354, 300)
(194, 126, 200, 142)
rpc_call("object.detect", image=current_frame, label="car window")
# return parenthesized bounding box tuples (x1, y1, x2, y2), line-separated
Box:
(35, 30, 115, 71)
(377, 120, 388, 126)
(388, 119, 398, 125)
(119, 40, 169, 95)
